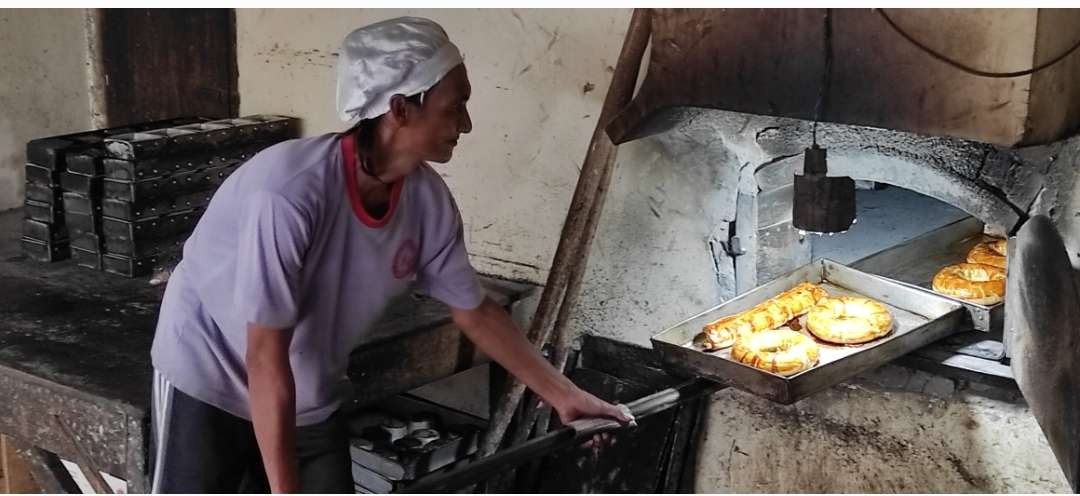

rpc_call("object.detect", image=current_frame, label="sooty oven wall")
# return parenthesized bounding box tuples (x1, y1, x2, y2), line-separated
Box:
(574, 106, 1080, 345)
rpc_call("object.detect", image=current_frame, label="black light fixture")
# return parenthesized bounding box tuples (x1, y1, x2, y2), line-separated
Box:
(793, 144, 856, 234)
(792, 8, 856, 235)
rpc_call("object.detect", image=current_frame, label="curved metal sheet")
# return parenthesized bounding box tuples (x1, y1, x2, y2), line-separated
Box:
(1007, 215, 1080, 492)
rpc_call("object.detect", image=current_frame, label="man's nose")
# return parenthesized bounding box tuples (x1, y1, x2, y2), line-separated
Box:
(460, 108, 472, 134)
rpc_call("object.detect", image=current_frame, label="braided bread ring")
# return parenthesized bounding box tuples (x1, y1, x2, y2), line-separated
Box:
(806, 296, 894, 344)
(932, 262, 1006, 305)
(731, 328, 820, 376)
(966, 239, 1007, 269)
(933, 263, 1006, 306)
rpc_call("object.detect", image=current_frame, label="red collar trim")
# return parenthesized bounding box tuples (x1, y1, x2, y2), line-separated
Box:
(340, 133, 403, 229)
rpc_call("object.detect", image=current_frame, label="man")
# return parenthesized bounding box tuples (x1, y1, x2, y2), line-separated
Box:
(149, 16, 631, 493)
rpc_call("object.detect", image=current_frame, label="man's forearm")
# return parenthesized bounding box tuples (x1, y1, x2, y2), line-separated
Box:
(247, 324, 299, 493)
(452, 298, 576, 406)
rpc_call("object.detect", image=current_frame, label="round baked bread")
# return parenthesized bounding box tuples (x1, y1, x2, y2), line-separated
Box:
(932, 262, 1006, 305)
(966, 239, 1007, 269)
(731, 328, 820, 377)
(806, 296, 893, 344)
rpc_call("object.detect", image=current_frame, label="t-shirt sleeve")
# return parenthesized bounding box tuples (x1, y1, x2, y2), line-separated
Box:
(233, 191, 312, 329)
(415, 194, 486, 310)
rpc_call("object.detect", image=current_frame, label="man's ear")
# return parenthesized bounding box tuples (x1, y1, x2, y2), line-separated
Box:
(387, 94, 413, 126)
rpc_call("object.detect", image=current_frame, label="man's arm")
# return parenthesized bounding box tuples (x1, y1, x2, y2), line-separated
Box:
(246, 323, 299, 494)
(451, 297, 632, 425)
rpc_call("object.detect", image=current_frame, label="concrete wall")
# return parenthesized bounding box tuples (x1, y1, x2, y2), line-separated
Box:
(0, 9, 96, 209)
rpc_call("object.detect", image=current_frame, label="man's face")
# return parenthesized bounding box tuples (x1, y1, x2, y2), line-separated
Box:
(401, 64, 473, 163)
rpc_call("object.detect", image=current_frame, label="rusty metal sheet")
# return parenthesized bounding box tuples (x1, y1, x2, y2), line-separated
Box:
(1007, 214, 1080, 492)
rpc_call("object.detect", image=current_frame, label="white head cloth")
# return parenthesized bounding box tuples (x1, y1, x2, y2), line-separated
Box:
(336, 17, 464, 123)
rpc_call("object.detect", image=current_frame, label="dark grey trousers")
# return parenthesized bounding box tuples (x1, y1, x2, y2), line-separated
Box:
(150, 370, 353, 493)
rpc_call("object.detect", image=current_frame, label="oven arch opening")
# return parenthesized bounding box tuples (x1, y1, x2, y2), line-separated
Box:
(734, 147, 1027, 294)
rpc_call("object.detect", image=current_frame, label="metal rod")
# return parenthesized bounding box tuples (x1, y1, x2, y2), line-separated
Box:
(408, 379, 715, 494)
(480, 7, 654, 460)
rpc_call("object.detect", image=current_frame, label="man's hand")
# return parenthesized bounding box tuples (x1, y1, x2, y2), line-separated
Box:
(550, 387, 635, 426)
(544, 386, 636, 455)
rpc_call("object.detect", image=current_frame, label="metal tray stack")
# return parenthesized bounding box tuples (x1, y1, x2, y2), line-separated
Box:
(22, 117, 209, 263)
(22, 115, 298, 277)
(652, 259, 965, 404)
(88, 115, 297, 277)
(345, 394, 485, 493)
(23, 141, 69, 262)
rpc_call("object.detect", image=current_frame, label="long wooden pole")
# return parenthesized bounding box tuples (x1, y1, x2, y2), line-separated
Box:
(479, 8, 653, 459)
(513, 10, 651, 448)
(509, 113, 623, 448)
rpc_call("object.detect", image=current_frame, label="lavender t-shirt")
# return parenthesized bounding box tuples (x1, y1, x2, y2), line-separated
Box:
(151, 132, 486, 426)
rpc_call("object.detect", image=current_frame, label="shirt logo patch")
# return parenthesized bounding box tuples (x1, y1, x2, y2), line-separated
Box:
(392, 239, 418, 279)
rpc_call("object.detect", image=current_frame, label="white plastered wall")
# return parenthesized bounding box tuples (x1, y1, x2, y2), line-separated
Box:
(235, 9, 631, 284)
(0, 9, 96, 209)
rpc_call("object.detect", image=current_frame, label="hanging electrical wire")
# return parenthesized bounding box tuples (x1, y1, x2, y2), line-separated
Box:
(878, 9, 1080, 79)
(811, 8, 833, 146)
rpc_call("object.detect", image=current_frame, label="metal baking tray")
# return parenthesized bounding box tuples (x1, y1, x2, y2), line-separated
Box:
(101, 207, 203, 257)
(102, 189, 215, 221)
(102, 250, 180, 278)
(25, 182, 61, 204)
(25, 164, 61, 186)
(651, 259, 965, 404)
(24, 199, 63, 224)
(102, 161, 241, 203)
(104, 115, 296, 160)
(848, 217, 1002, 332)
(20, 236, 70, 262)
(102, 141, 270, 181)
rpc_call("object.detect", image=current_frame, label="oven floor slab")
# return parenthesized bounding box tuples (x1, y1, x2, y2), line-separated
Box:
(812, 186, 969, 264)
